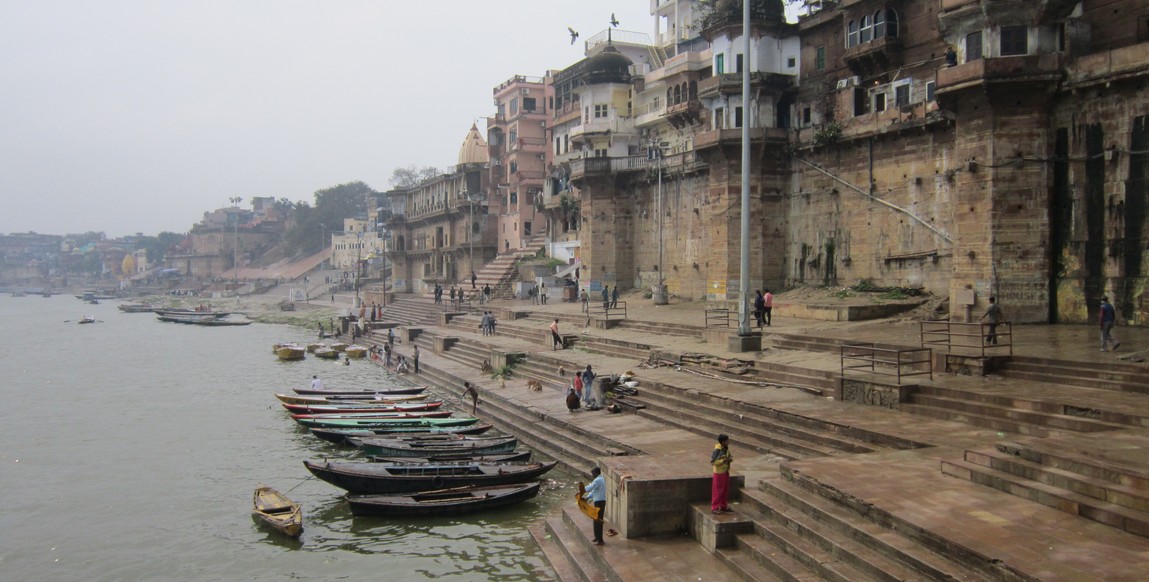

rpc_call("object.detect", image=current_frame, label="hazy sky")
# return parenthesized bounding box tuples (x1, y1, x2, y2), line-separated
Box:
(0, 0, 655, 237)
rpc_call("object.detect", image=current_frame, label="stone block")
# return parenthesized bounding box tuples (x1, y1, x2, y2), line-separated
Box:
(689, 505, 754, 551)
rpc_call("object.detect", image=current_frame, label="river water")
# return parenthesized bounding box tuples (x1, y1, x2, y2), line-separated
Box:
(0, 295, 570, 581)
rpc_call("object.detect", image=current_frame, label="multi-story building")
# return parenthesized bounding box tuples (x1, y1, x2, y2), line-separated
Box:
(488, 76, 550, 252)
(789, 0, 1149, 324)
(385, 125, 494, 293)
(331, 218, 382, 274)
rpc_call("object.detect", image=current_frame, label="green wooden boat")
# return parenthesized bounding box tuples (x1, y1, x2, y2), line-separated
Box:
(293, 416, 479, 429)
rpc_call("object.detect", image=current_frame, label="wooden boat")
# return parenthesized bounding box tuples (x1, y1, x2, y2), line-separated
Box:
(251, 485, 302, 538)
(293, 416, 478, 430)
(308, 423, 493, 444)
(281, 401, 444, 415)
(347, 482, 541, 517)
(78, 315, 97, 324)
(344, 345, 368, 359)
(290, 410, 452, 421)
(156, 308, 228, 318)
(293, 386, 427, 397)
(118, 303, 155, 313)
(350, 435, 518, 458)
(306, 343, 324, 353)
(369, 450, 532, 464)
(313, 348, 339, 359)
(189, 318, 252, 326)
(276, 345, 306, 361)
(304, 459, 557, 494)
(328, 342, 349, 352)
(274, 393, 427, 406)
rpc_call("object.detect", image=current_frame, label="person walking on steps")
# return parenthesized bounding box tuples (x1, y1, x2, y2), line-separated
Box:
(1099, 296, 1121, 352)
(462, 381, 479, 415)
(763, 289, 774, 326)
(980, 296, 1003, 345)
(710, 434, 733, 514)
(471, 270, 477, 289)
(584, 467, 606, 545)
(550, 319, 564, 350)
(412, 344, 420, 374)
(581, 365, 595, 408)
(610, 286, 618, 309)
(753, 290, 765, 328)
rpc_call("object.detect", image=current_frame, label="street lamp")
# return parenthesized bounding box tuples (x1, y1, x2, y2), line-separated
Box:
(648, 144, 667, 305)
(229, 196, 243, 298)
(354, 231, 363, 308)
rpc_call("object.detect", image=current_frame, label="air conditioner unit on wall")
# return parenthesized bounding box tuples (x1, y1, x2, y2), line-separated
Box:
(521, 88, 531, 95)
(836, 76, 860, 90)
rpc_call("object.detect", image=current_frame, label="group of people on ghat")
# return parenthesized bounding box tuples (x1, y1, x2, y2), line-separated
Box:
(752, 289, 774, 328)
(479, 311, 498, 336)
(563, 365, 597, 411)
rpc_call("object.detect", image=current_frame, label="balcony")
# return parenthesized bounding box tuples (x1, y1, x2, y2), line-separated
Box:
(569, 156, 654, 180)
(844, 34, 902, 77)
(1065, 42, 1149, 88)
(665, 99, 703, 128)
(697, 72, 794, 99)
(935, 54, 1062, 95)
(694, 127, 787, 152)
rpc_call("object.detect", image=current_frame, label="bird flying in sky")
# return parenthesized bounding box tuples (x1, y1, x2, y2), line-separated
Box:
(610, 13, 620, 27)
(568, 26, 579, 45)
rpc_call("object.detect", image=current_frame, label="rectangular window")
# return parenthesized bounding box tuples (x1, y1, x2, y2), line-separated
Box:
(895, 84, 909, 107)
(734, 106, 743, 128)
(873, 92, 886, 113)
(523, 97, 536, 112)
(735, 54, 744, 74)
(594, 104, 608, 118)
(787, 56, 795, 68)
(802, 107, 812, 125)
(815, 46, 825, 71)
(510, 98, 519, 114)
(1000, 26, 1027, 56)
(966, 31, 983, 61)
(926, 81, 936, 102)
(653, 96, 661, 111)
(584, 106, 589, 123)
(853, 87, 868, 116)
(715, 107, 725, 129)
(594, 148, 608, 158)
(715, 53, 724, 74)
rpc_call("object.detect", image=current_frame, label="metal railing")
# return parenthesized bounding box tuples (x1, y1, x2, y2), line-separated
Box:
(841, 343, 933, 383)
(705, 308, 734, 328)
(597, 300, 627, 321)
(920, 321, 1013, 357)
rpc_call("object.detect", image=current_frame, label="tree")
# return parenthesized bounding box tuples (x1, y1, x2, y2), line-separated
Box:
(283, 181, 380, 256)
(389, 165, 440, 189)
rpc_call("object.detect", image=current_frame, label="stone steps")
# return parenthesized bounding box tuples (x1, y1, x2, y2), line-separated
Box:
(907, 390, 1131, 434)
(779, 465, 1030, 580)
(627, 382, 908, 461)
(899, 402, 1057, 437)
(910, 384, 1149, 428)
(998, 357, 1149, 394)
(718, 475, 996, 581)
(941, 449, 1149, 538)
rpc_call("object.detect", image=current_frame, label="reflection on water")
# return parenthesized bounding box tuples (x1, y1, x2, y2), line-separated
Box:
(0, 296, 566, 581)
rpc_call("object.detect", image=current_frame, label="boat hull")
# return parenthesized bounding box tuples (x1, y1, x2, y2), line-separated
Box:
(308, 423, 492, 444)
(293, 386, 427, 397)
(304, 460, 557, 494)
(351, 436, 518, 457)
(347, 482, 541, 517)
(294, 417, 478, 429)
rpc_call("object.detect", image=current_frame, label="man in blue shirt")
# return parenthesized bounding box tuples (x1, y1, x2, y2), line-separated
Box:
(583, 467, 606, 545)
(1099, 296, 1120, 352)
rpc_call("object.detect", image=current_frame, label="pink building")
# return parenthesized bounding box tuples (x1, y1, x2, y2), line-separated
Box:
(487, 75, 552, 253)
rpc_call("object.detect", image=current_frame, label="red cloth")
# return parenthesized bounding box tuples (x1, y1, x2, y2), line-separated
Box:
(711, 472, 730, 511)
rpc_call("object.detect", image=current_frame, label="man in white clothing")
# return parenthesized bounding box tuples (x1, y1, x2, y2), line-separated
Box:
(311, 375, 324, 390)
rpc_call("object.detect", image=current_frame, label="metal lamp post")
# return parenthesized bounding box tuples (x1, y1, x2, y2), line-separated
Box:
(354, 231, 363, 308)
(229, 196, 243, 298)
(649, 143, 668, 305)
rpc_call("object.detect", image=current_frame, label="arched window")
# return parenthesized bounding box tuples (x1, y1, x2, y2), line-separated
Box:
(666, 88, 673, 105)
(860, 15, 872, 44)
(885, 9, 899, 38)
(673, 85, 681, 105)
(847, 20, 859, 48)
(873, 10, 885, 39)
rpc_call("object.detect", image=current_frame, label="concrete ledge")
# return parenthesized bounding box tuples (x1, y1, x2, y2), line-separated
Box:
(837, 375, 917, 409)
(689, 504, 754, 551)
(438, 312, 466, 325)
(776, 301, 924, 321)
(601, 456, 745, 539)
(432, 336, 458, 353)
(400, 327, 421, 343)
(728, 332, 763, 353)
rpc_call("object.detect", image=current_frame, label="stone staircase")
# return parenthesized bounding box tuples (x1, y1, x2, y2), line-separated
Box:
(466, 232, 549, 300)
(714, 468, 1013, 581)
(941, 437, 1149, 539)
(902, 384, 1145, 437)
(997, 356, 1149, 395)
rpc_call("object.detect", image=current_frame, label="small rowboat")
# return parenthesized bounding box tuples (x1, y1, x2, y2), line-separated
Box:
(290, 410, 452, 421)
(275, 393, 428, 406)
(282, 401, 444, 415)
(252, 486, 302, 538)
(308, 423, 493, 444)
(350, 435, 518, 458)
(304, 459, 557, 494)
(276, 345, 306, 361)
(369, 450, 532, 464)
(314, 348, 339, 359)
(78, 316, 97, 324)
(294, 386, 427, 397)
(346, 482, 542, 517)
(293, 416, 478, 430)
